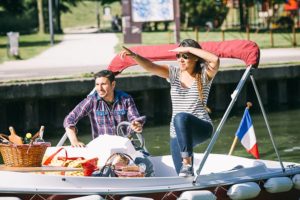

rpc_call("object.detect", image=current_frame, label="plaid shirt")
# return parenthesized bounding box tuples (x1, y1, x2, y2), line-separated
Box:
(63, 90, 143, 139)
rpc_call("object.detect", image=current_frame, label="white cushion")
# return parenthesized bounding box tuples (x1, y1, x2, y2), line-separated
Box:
(178, 190, 216, 200)
(264, 177, 293, 193)
(292, 174, 300, 189)
(68, 195, 103, 200)
(121, 197, 153, 200)
(227, 182, 260, 200)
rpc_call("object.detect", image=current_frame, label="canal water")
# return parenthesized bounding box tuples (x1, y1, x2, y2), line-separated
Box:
(1, 108, 299, 164)
(48, 107, 300, 163)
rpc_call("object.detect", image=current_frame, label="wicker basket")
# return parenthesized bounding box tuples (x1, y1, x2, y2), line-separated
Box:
(0, 143, 51, 167)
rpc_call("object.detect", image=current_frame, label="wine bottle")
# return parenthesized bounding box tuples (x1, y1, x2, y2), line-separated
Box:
(24, 133, 32, 144)
(8, 126, 23, 145)
(35, 126, 45, 143)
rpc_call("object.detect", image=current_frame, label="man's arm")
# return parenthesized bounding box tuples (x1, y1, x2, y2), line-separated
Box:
(63, 97, 92, 147)
(65, 127, 85, 147)
(126, 96, 145, 133)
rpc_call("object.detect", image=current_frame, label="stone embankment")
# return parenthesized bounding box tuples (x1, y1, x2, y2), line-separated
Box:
(0, 64, 299, 131)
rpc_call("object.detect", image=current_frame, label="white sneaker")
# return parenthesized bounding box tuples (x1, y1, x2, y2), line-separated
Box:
(179, 164, 194, 177)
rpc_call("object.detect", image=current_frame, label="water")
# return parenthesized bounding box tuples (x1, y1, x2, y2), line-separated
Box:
(48, 108, 300, 163)
(1, 108, 299, 164)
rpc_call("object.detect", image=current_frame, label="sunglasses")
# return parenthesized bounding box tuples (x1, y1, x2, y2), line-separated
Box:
(175, 53, 189, 60)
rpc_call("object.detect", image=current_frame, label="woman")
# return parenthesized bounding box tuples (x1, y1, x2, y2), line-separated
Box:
(120, 39, 220, 177)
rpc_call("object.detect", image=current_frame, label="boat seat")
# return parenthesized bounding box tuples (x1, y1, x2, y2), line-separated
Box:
(68, 195, 104, 200)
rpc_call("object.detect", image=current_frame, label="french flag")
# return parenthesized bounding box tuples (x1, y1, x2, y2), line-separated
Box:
(235, 109, 260, 159)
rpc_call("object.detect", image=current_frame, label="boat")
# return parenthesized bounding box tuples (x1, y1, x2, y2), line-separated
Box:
(0, 40, 300, 200)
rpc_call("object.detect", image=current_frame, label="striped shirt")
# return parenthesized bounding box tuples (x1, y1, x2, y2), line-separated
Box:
(169, 65, 213, 137)
(63, 90, 143, 139)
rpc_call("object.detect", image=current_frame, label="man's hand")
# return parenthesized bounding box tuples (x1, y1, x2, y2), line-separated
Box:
(71, 141, 85, 148)
(66, 127, 85, 147)
(130, 121, 143, 133)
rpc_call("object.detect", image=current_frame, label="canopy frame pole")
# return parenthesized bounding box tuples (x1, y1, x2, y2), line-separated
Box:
(56, 132, 67, 147)
(193, 66, 253, 184)
(250, 75, 285, 172)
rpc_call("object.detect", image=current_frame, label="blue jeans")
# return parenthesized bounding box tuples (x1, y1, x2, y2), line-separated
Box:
(171, 112, 213, 174)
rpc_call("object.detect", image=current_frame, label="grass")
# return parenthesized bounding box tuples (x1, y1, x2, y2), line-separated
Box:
(0, 33, 62, 64)
(61, 1, 121, 31)
(1, 0, 299, 64)
(115, 29, 300, 51)
(0, 1, 121, 64)
(1, 29, 299, 65)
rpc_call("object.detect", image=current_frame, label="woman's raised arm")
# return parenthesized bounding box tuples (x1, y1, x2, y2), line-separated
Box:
(120, 46, 169, 79)
(170, 46, 219, 79)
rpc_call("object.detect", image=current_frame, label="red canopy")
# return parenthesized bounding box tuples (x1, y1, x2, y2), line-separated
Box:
(108, 40, 260, 73)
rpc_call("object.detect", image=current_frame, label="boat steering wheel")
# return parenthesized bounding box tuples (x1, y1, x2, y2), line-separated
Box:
(116, 121, 146, 150)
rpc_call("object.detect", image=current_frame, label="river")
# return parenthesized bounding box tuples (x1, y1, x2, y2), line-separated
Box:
(47, 107, 300, 163)
(1, 108, 299, 165)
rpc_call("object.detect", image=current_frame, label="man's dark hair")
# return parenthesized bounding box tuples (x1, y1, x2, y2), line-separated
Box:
(94, 70, 115, 83)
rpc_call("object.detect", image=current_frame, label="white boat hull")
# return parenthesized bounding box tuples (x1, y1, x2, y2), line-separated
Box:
(0, 153, 299, 199)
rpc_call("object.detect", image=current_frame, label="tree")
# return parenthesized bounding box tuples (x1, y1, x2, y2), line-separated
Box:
(238, 0, 289, 30)
(37, 0, 45, 34)
(0, 0, 25, 14)
(52, 0, 80, 33)
(180, 0, 228, 29)
(100, 0, 119, 5)
(0, 0, 38, 33)
(38, 0, 81, 33)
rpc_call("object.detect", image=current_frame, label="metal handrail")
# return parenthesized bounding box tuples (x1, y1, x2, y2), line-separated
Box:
(250, 75, 285, 172)
(57, 121, 147, 150)
(193, 66, 253, 183)
(56, 132, 67, 147)
(193, 65, 286, 183)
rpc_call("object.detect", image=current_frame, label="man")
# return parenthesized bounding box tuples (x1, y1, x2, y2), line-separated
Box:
(63, 70, 145, 147)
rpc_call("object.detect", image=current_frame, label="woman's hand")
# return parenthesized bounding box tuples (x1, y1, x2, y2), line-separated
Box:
(120, 46, 137, 60)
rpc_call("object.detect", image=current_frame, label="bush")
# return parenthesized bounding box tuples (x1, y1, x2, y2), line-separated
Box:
(276, 16, 294, 29)
(0, 11, 38, 35)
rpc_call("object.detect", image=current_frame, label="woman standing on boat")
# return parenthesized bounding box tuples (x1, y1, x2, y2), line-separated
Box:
(120, 39, 220, 177)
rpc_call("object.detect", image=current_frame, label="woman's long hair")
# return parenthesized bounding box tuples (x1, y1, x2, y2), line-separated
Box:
(179, 39, 209, 112)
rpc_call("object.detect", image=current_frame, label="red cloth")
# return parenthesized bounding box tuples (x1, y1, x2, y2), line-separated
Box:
(108, 40, 260, 73)
(284, 0, 298, 11)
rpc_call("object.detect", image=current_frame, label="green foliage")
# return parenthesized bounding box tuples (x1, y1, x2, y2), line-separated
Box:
(61, 1, 121, 30)
(0, 0, 25, 14)
(0, 12, 38, 35)
(0, 0, 82, 34)
(273, 0, 288, 3)
(57, 0, 81, 13)
(0, 0, 38, 34)
(180, 0, 228, 28)
(100, 0, 120, 5)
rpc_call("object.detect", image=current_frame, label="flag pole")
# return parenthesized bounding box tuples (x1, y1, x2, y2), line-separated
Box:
(228, 102, 252, 155)
(228, 136, 238, 155)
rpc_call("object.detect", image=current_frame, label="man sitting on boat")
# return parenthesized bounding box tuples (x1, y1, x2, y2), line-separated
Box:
(63, 69, 145, 147)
